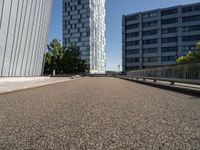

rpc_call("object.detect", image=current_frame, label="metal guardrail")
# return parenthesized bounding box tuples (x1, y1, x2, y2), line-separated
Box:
(123, 63, 200, 85)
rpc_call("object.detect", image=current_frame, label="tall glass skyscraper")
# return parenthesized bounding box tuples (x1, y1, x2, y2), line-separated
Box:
(0, 0, 53, 77)
(63, 0, 106, 74)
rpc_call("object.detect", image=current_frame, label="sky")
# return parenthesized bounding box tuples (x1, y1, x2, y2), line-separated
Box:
(48, 0, 199, 71)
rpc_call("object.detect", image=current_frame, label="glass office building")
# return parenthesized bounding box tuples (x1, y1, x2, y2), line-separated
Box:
(0, 0, 53, 77)
(122, 3, 200, 71)
(63, 0, 106, 74)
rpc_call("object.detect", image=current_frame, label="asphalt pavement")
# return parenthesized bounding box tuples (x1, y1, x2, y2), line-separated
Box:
(0, 77, 200, 149)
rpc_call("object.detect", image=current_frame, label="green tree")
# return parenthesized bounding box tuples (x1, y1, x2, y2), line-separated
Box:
(62, 44, 88, 73)
(194, 42, 200, 60)
(44, 51, 52, 74)
(44, 39, 88, 75)
(176, 42, 200, 63)
(49, 39, 64, 73)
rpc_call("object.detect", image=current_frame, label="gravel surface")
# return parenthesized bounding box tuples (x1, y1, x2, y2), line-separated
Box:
(0, 77, 200, 149)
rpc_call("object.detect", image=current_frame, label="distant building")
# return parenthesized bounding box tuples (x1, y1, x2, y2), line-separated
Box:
(122, 3, 200, 71)
(0, 0, 53, 77)
(63, 0, 106, 74)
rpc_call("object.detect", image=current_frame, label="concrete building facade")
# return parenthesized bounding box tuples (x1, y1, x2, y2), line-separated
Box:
(63, 0, 106, 74)
(122, 3, 200, 71)
(0, 0, 53, 77)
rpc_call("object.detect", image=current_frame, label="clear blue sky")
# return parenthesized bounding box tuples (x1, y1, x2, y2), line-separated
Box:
(49, 0, 199, 71)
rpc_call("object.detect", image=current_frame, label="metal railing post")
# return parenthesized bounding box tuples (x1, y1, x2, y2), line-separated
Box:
(172, 67, 175, 78)
(199, 66, 200, 80)
(183, 65, 186, 79)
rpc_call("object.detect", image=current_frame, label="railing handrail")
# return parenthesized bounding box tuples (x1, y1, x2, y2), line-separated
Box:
(126, 75, 200, 85)
(129, 62, 200, 73)
(127, 62, 200, 82)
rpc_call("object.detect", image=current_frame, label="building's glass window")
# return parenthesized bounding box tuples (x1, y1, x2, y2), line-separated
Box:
(143, 48, 158, 53)
(64, 2, 70, 12)
(86, 31, 90, 36)
(149, 12, 158, 18)
(70, 6, 77, 11)
(143, 57, 158, 62)
(126, 66, 139, 71)
(182, 25, 200, 32)
(126, 32, 139, 38)
(162, 46, 178, 52)
(182, 15, 200, 23)
(182, 5, 200, 13)
(182, 35, 200, 42)
(142, 12, 158, 19)
(71, 24, 77, 29)
(161, 8, 178, 16)
(126, 41, 139, 46)
(64, 21, 68, 29)
(126, 58, 139, 63)
(126, 49, 139, 55)
(126, 15, 139, 22)
(143, 20, 157, 27)
(143, 39, 158, 45)
(64, 38, 69, 43)
(162, 27, 177, 34)
(161, 18, 178, 25)
(182, 45, 196, 51)
(142, 30, 157, 36)
(162, 56, 176, 62)
(64, 2, 67, 7)
(142, 14, 149, 19)
(126, 23, 139, 30)
(162, 37, 177, 43)
(67, 29, 70, 34)
(81, 51, 90, 56)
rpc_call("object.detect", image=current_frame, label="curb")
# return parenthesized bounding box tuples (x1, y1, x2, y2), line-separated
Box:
(0, 78, 83, 96)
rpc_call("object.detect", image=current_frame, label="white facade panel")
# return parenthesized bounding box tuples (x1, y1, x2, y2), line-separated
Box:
(0, 0, 53, 77)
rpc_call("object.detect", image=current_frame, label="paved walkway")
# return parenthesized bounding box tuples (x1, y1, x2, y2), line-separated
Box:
(0, 77, 200, 149)
(0, 77, 79, 94)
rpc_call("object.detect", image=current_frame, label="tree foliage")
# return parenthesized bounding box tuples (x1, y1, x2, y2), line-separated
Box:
(176, 42, 200, 63)
(44, 39, 88, 74)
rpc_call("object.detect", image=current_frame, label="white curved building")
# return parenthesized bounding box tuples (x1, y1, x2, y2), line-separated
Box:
(0, 0, 53, 77)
